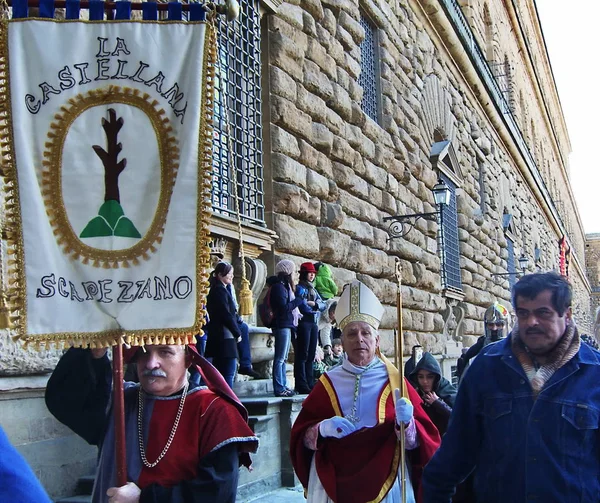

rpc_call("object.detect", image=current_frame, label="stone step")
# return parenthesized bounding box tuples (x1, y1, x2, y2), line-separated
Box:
(234, 378, 274, 397)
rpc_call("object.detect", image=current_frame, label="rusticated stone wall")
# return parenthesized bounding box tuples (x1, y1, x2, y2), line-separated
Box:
(262, 0, 591, 358)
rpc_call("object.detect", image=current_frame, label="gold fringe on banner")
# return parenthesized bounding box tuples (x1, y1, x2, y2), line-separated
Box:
(4, 15, 218, 349)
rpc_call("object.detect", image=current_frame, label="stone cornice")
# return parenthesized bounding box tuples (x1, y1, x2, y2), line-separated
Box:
(209, 213, 277, 256)
(259, 0, 283, 15)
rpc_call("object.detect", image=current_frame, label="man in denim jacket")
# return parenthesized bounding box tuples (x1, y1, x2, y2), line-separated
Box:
(423, 272, 600, 502)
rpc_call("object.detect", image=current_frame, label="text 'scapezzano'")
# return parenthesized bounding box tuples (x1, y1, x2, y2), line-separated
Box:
(1, 16, 216, 347)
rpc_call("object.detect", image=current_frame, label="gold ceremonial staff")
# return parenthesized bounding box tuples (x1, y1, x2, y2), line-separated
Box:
(394, 258, 407, 503)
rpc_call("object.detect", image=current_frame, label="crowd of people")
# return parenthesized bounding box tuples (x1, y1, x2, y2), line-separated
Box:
(6, 266, 600, 502)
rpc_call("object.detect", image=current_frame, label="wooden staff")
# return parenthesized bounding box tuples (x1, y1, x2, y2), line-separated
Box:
(112, 342, 127, 486)
(394, 258, 406, 503)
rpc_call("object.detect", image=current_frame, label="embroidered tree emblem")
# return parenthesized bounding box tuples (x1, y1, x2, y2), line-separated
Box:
(80, 108, 141, 239)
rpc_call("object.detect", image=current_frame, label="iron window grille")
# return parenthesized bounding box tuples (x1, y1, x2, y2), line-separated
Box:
(212, 0, 265, 226)
(507, 236, 516, 289)
(440, 173, 462, 291)
(358, 13, 380, 123)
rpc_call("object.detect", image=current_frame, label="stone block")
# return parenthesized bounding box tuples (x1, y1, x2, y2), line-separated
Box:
(364, 159, 388, 189)
(368, 185, 383, 209)
(317, 227, 351, 265)
(302, 11, 317, 37)
(271, 125, 301, 159)
(271, 152, 307, 187)
(270, 66, 298, 102)
(274, 214, 320, 257)
(297, 85, 328, 122)
(311, 122, 334, 153)
(298, 139, 333, 178)
(331, 136, 356, 166)
(272, 182, 312, 221)
(321, 202, 344, 228)
(338, 10, 364, 44)
(336, 24, 355, 50)
(344, 239, 368, 271)
(306, 38, 337, 79)
(324, 107, 345, 135)
(300, 0, 324, 21)
(269, 31, 304, 81)
(277, 2, 304, 29)
(330, 83, 354, 122)
(338, 215, 374, 245)
(304, 168, 328, 197)
(302, 60, 334, 102)
(271, 95, 313, 142)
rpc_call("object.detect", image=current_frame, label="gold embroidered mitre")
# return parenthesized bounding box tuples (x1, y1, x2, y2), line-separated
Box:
(336, 280, 384, 331)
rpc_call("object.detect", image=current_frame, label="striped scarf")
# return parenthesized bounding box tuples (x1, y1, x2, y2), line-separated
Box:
(511, 323, 580, 397)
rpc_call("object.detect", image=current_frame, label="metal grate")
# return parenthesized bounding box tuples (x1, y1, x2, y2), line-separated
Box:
(212, 0, 264, 226)
(358, 14, 379, 123)
(507, 237, 516, 289)
(440, 174, 462, 290)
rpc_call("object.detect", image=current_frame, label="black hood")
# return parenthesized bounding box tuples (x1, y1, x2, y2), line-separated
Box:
(408, 352, 457, 407)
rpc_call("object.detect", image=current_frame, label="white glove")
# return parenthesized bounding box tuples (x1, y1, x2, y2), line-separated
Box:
(319, 416, 357, 439)
(394, 388, 413, 425)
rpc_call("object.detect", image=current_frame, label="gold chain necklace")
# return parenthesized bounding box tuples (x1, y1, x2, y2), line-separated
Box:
(138, 381, 189, 468)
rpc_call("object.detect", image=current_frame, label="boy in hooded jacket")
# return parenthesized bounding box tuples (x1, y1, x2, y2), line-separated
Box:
(313, 262, 338, 300)
(407, 352, 457, 436)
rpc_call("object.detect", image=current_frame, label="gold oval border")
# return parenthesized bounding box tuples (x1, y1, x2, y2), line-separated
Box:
(41, 85, 180, 268)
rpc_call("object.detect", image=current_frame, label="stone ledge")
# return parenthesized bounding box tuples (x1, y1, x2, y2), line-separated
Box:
(0, 374, 50, 397)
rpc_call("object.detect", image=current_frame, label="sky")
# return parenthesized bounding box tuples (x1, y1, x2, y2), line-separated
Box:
(535, 2, 600, 234)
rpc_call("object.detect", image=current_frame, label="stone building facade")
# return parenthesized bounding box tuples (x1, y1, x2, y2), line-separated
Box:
(0, 0, 592, 498)
(258, 0, 591, 359)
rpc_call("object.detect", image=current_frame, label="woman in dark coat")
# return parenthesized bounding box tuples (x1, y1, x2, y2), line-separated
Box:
(266, 259, 306, 397)
(204, 262, 241, 388)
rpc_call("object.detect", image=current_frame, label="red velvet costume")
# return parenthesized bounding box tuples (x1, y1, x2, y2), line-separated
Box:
(290, 372, 440, 503)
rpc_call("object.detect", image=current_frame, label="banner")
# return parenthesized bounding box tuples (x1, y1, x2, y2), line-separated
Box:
(0, 12, 216, 347)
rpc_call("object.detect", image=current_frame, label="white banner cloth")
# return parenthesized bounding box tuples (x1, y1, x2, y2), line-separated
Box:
(2, 19, 214, 346)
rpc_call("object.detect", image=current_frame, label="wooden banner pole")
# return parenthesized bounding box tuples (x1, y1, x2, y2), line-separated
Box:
(112, 343, 127, 487)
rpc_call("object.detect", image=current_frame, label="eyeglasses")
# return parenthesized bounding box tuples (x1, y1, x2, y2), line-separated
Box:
(515, 308, 556, 321)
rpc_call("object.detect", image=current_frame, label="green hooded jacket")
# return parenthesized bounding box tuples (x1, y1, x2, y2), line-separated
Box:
(314, 264, 338, 300)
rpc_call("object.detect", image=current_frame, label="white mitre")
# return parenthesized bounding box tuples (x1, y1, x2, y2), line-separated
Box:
(336, 280, 385, 331)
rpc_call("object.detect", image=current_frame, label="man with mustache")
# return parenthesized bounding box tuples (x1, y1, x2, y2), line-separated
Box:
(423, 272, 600, 502)
(290, 280, 440, 503)
(45, 343, 258, 503)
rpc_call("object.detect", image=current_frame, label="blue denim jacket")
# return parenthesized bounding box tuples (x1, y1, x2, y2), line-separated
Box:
(423, 335, 600, 503)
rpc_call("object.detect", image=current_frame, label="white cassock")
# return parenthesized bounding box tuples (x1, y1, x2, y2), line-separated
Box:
(306, 357, 417, 503)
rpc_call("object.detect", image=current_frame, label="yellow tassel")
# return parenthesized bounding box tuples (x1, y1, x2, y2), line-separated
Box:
(0, 294, 12, 329)
(238, 278, 253, 316)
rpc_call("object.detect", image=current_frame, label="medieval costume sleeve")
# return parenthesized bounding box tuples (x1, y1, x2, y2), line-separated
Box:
(46, 348, 258, 503)
(45, 347, 112, 445)
(290, 375, 440, 503)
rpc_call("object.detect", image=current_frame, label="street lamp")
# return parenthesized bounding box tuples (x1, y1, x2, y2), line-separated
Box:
(383, 178, 451, 239)
(491, 253, 529, 280)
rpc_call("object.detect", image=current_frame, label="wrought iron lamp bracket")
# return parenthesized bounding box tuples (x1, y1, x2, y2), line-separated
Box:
(383, 211, 439, 240)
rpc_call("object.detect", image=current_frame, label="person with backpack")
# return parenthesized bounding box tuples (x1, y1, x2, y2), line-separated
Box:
(265, 259, 306, 397)
(295, 262, 327, 394)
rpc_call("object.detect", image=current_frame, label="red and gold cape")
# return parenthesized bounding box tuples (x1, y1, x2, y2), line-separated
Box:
(290, 358, 440, 503)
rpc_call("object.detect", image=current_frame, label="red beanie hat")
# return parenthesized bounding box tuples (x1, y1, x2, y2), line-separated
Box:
(300, 262, 317, 274)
